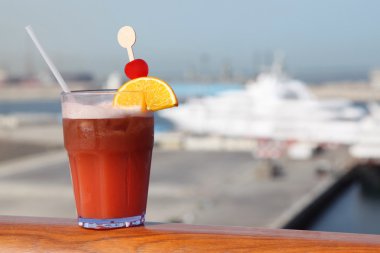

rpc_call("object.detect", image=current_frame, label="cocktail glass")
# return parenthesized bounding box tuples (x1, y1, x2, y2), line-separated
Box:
(61, 90, 154, 229)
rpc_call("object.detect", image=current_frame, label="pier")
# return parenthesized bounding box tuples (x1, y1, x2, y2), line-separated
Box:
(0, 125, 357, 229)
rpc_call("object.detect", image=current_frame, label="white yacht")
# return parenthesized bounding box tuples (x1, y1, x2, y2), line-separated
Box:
(159, 61, 367, 158)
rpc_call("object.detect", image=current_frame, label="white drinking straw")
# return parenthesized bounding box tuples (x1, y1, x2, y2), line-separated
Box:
(25, 25, 70, 93)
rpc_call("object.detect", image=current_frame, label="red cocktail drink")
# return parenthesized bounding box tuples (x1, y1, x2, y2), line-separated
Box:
(61, 90, 154, 229)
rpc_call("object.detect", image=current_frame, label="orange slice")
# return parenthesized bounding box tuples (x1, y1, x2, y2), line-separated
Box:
(112, 91, 146, 110)
(113, 77, 178, 111)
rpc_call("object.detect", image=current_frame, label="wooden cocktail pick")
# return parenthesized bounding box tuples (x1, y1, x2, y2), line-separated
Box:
(117, 26, 136, 62)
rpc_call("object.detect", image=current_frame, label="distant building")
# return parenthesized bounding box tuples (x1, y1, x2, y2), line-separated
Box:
(370, 69, 380, 88)
(61, 72, 94, 82)
(0, 69, 8, 84)
(104, 72, 122, 89)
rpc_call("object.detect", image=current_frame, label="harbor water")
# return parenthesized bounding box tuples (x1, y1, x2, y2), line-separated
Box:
(0, 83, 244, 132)
(309, 181, 380, 235)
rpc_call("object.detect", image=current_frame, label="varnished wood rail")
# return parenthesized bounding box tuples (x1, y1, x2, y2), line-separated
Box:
(0, 216, 379, 252)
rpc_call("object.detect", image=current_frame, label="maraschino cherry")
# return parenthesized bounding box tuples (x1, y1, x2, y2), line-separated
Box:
(124, 59, 149, 79)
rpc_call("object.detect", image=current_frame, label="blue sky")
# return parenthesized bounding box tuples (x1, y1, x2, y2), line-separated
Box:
(1, 0, 380, 82)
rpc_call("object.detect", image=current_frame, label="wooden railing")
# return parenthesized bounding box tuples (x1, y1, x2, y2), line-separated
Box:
(0, 216, 379, 252)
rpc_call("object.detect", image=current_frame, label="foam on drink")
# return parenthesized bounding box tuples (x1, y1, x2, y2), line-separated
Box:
(62, 102, 150, 119)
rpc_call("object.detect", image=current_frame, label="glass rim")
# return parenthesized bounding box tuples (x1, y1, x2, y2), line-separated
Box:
(61, 89, 145, 96)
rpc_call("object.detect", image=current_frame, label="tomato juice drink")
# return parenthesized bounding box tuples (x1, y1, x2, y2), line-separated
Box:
(26, 24, 177, 230)
(61, 90, 154, 229)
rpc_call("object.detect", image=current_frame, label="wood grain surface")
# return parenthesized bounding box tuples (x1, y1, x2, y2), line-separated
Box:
(0, 216, 379, 252)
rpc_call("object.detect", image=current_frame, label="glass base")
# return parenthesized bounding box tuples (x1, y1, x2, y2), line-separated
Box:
(78, 214, 145, 229)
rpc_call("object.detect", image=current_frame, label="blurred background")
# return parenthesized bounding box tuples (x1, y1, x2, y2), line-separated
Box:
(1, 0, 380, 234)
